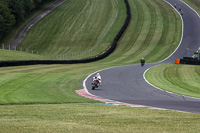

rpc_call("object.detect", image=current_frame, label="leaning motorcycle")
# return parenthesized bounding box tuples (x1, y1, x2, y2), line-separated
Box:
(91, 80, 100, 90)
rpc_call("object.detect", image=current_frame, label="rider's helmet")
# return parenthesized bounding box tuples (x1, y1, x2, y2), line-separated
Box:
(142, 58, 144, 59)
(97, 73, 100, 76)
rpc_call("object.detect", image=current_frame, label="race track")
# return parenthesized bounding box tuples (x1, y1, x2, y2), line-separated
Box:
(85, 0, 200, 113)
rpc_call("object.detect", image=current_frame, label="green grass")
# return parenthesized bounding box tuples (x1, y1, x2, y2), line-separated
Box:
(145, 64, 200, 98)
(0, 0, 63, 60)
(0, 63, 108, 104)
(0, 0, 182, 62)
(19, 0, 125, 58)
(101, 0, 182, 64)
(0, 49, 50, 60)
(0, 104, 200, 133)
(2, 0, 181, 62)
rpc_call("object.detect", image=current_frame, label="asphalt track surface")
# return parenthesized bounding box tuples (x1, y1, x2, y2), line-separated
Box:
(86, 0, 200, 113)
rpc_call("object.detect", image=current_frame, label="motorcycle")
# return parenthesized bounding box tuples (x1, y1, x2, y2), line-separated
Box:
(91, 80, 100, 90)
(141, 59, 145, 67)
(181, 11, 183, 16)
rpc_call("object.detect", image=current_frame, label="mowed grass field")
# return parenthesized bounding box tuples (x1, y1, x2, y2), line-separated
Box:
(0, 49, 50, 60)
(146, 64, 200, 98)
(1, 0, 200, 132)
(1, 104, 200, 133)
(103, 0, 182, 64)
(0, 0, 181, 61)
(19, 0, 125, 58)
(0, 64, 105, 104)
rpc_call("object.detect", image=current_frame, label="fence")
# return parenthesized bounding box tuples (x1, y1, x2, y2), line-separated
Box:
(0, 43, 105, 60)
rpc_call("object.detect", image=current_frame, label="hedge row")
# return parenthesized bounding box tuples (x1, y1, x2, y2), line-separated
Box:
(0, 0, 131, 67)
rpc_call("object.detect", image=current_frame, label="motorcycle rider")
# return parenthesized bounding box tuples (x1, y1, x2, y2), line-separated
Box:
(179, 6, 181, 12)
(181, 10, 183, 16)
(93, 73, 102, 86)
(140, 58, 145, 67)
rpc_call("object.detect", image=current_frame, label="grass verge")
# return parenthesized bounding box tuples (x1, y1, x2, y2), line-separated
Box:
(0, 49, 50, 60)
(0, 64, 109, 104)
(145, 64, 200, 98)
(0, 104, 200, 133)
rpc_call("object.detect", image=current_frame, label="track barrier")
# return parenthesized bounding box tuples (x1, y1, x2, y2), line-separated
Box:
(180, 58, 200, 65)
(175, 57, 200, 65)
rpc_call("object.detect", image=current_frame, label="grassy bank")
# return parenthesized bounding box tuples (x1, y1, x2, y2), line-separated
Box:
(1, 0, 182, 62)
(19, 0, 125, 58)
(0, 49, 50, 60)
(101, 0, 182, 64)
(0, 104, 200, 133)
(0, 0, 61, 61)
(145, 64, 200, 98)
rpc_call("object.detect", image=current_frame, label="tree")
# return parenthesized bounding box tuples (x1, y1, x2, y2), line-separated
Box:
(24, 0, 35, 14)
(0, 1, 15, 40)
(7, 0, 25, 24)
(33, 0, 42, 9)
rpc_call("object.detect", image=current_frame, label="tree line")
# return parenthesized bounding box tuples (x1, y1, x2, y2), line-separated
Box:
(0, 0, 57, 41)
